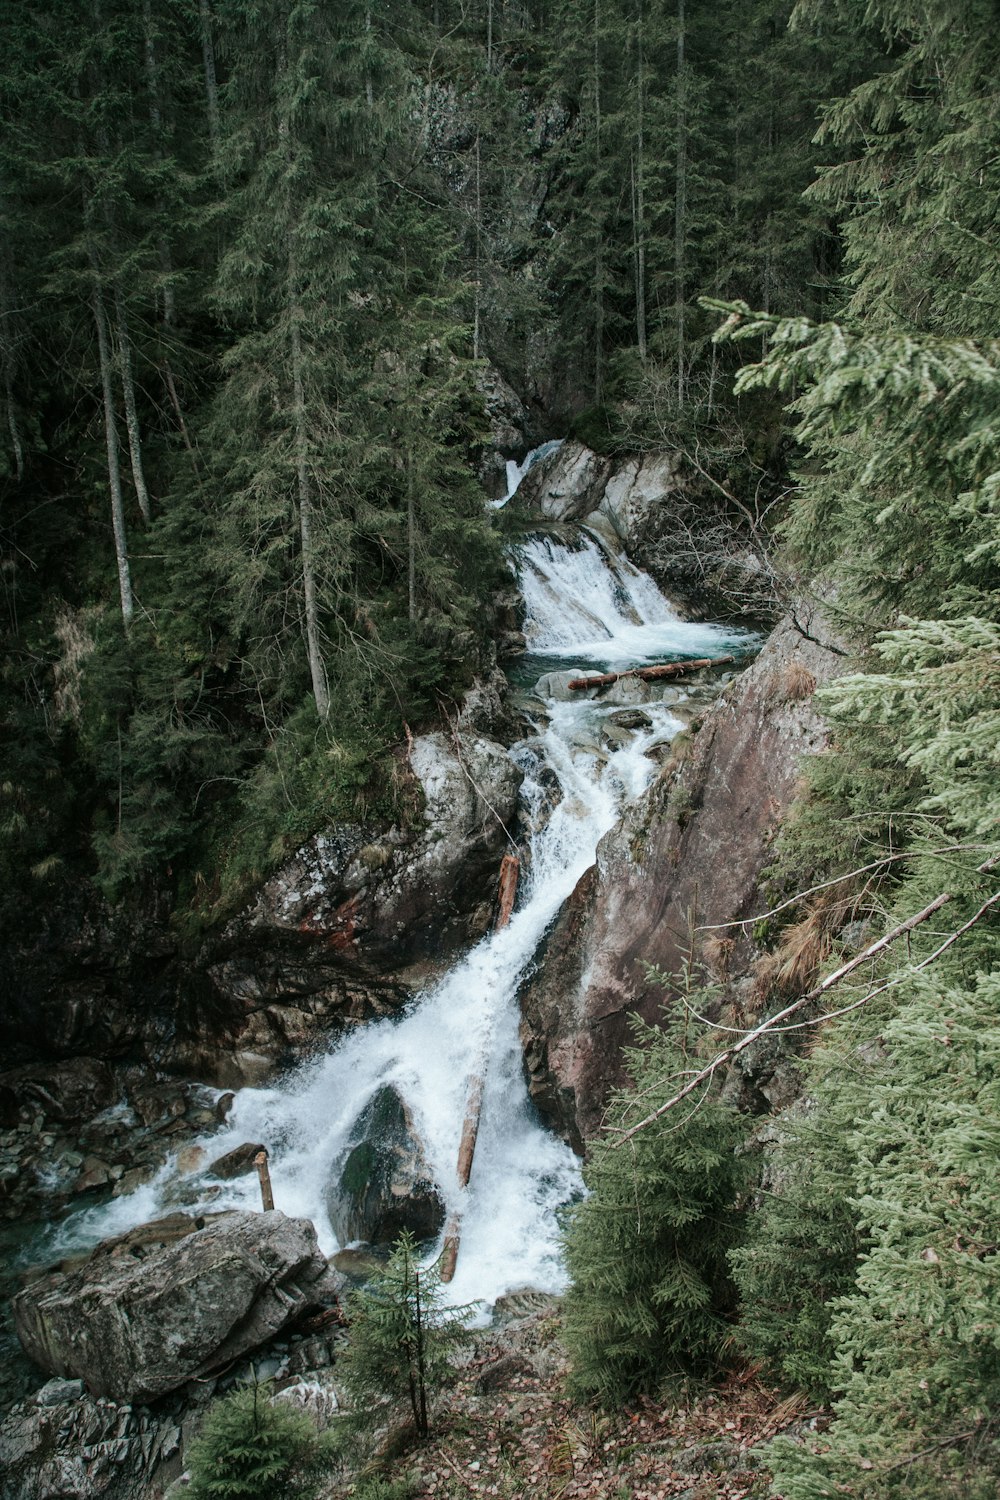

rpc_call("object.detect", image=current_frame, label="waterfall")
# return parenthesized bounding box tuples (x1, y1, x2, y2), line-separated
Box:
(491, 439, 564, 508)
(38, 530, 755, 1307)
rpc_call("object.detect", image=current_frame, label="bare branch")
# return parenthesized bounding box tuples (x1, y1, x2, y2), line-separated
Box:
(610, 861, 1000, 1146)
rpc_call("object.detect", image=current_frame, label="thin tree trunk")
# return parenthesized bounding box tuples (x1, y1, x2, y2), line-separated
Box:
(487, 0, 494, 68)
(473, 132, 482, 360)
(290, 304, 330, 721)
(142, 0, 177, 328)
(114, 283, 152, 523)
(675, 0, 686, 407)
(198, 0, 221, 155)
(634, 0, 647, 360)
(364, 3, 374, 107)
(407, 445, 417, 622)
(92, 282, 134, 629)
(593, 0, 604, 404)
(0, 265, 24, 483)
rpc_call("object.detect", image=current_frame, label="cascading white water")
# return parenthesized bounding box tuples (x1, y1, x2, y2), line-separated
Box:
(491, 439, 564, 509)
(39, 528, 754, 1307)
(518, 531, 742, 666)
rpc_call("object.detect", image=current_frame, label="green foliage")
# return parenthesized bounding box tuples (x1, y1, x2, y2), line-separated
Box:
(562, 998, 749, 1405)
(184, 1382, 334, 1500)
(338, 1232, 475, 1438)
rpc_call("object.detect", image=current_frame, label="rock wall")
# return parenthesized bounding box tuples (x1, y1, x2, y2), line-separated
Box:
(519, 606, 846, 1148)
(2, 679, 520, 1092)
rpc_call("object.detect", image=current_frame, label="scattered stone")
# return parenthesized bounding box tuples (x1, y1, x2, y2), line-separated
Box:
(214, 1091, 236, 1122)
(112, 1164, 156, 1198)
(175, 1144, 207, 1176)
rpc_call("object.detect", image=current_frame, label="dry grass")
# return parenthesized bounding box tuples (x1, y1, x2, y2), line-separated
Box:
(750, 894, 847, 1005)
(781, 661, 817, 701)
(52, 605, 97, 723)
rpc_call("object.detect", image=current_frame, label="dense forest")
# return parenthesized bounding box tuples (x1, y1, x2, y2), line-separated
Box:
(0, 0, 871, 923)
(3, 0, 1000, 1496)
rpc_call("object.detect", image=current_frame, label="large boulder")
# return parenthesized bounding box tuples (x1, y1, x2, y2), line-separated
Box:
(13, 1211, 341, 1404)
(325, 1085, 445, 1246)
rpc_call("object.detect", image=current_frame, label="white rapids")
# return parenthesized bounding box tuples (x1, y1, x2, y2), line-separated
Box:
(39, 529, 755, 1308)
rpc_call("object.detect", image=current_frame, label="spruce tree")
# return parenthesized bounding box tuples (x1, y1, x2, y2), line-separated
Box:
(562, 1005, 748, 1404)
(338, 1231, 474, 1437)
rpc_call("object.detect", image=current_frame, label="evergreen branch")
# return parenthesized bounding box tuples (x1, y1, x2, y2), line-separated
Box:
(611, 861, 1000, 1147)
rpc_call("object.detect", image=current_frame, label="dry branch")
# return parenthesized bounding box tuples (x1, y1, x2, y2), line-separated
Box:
(611, 864, 1000, 1148)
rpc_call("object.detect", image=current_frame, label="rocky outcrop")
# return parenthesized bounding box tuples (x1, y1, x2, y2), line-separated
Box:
(325, 1085, 445, 1246)
(519, 606, 847, 1147)
(511, 440, 777, 620)
(238, 727, 518, 959)
(0, 1379, 179, 1500)
(13, 1211, 341, 1404)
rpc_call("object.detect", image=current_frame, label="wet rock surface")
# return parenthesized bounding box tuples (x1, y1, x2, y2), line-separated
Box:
(13, 1210, 342, 1405)
(519, 606, 847, 1144)
(325, 1085, 445, 1247)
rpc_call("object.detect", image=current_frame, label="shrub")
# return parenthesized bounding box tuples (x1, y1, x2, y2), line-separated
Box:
(184, 1382, 333, 1500)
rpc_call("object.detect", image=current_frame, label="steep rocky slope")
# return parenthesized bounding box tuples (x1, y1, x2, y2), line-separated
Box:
(519, 605, 846, 1146)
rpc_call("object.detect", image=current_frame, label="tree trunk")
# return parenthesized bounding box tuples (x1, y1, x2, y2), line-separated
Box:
(114, 283, 152, 523)
(407, 445, 417, 624)
(0, 264, 24, 483)
(473, 132, 482, 361)
(142, 0, 177, 329)
(568, 654, 734, 690)
(675, 0, 687, 407)
(592, 0, 604, 404)
(633, 1, 647, 360)
(198, 0, 221, 155)
(91, 282, 134, 630)
(290, 304, 330, 721)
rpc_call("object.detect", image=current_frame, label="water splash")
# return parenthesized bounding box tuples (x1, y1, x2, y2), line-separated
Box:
(41, 528, 753, 1307)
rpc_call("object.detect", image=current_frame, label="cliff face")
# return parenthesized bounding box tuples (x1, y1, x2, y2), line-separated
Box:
(519, 607, 845, 1148)
(1, 691, 520, 1090)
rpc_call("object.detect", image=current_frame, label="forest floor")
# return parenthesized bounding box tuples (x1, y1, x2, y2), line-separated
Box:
(327, 1299, 822, 1500)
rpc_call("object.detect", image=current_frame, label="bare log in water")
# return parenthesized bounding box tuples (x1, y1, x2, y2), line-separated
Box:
(496, 853, 519, 929)
(254, 1149, 275, 1211)
(567, 653, 735, 691)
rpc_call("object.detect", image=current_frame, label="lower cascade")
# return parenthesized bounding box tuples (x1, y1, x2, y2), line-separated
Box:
(39, 529, 756, 1308)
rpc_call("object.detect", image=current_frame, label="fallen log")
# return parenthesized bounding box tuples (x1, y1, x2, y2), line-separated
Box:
(440, 857, 520, 1282)
(496, 852, 520, 929)
(568, 653, 735, 691)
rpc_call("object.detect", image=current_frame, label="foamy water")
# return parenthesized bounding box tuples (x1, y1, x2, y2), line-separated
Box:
(40, 529, 754, 1306)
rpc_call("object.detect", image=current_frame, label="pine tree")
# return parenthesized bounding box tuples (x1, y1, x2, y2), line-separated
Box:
(184, 1381, 333, 1499)
(562, 1002, 748, 1404)
(338, 1231, 474, 1437)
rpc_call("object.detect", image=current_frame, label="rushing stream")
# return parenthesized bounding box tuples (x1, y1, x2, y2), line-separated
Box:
(34, 523, 756, 1309)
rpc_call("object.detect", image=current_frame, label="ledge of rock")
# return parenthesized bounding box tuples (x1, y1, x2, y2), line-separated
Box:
(13, 1210, 342, 1405)
(519, 605, 847, 1147)
(234, 721, 521, 973)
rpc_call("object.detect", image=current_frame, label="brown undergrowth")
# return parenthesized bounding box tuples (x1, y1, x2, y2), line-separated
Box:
(328, 1310, 819, 1500)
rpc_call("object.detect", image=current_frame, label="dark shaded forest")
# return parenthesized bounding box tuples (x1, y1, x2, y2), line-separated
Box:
(0, 0, 872, 922)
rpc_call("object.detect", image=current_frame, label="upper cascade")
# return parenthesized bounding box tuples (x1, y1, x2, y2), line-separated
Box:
(515, 530, 747, 668)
